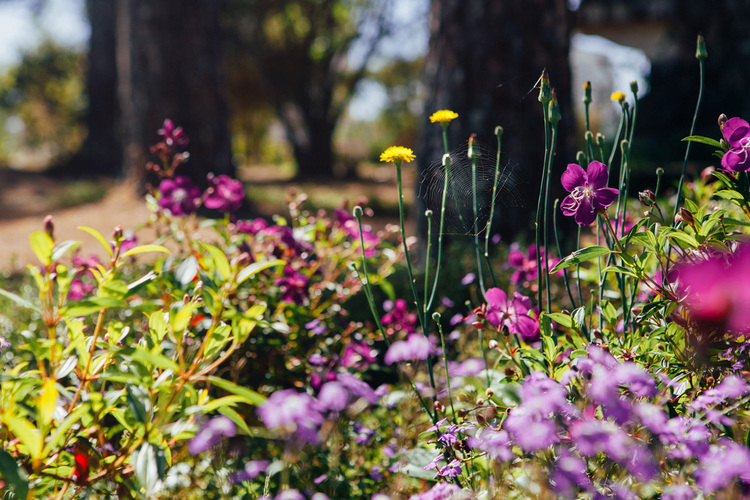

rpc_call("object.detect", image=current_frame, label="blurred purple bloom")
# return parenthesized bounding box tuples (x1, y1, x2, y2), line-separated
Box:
(305, 319, 328, 336)
(381, 299, 417, 335)
(408, 482, 470, 500)
(448, 357, 485, 377)
(275, 265, 310, 305)
(187, 416, 236, 455)
(560, 161, 618, 226)
(461, 273, 476, 285)
(0, 336, 9, 352)
(467, 428, 514, 461)
(157, 119, 189, 148)
(352, 422, 374, 445)
(234, 460, 269, 482)
(275, 489, 305, 500)
(384, 334, 431, 365)
(691, 374, 750, 412)
(549, 448, 591, 499)
(674, 244, 750, 334)
(257, 389, 324, 444)
(695, 439, 750, 494)
(661, 484, 696, 500)
(484, 287, 539, 341)
(314, 474, 328, 484)
(507, 244, 560, 285)
(158, 176, 201, 216)
(318, 381, 349, 411)
(342, 219, 380, 257)
(341, 341, 376, 369)
(437, 459, 462, 478)
(204, 174, 244, 212)
(236, 218, 268, 235)
(721, 117, 750, 172)
(336, 372, 377, 404)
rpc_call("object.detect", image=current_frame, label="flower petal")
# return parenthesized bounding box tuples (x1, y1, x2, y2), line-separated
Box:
(561, 164, 586, 192)
(722, 118, 750, 148)
(585, 161, 610, 190)
(722, 148, 750, 172)
(485, 287, 508, 309)
(593, 187, 619, 209)
(560, 195, 578, 217)
(574, 197, 598, 226)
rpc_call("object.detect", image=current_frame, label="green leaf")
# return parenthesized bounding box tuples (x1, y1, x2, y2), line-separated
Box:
(148, 311, 168, 344)
(550, 246, 611, 273)
(682, 135, 723, 149)
(715, 189, 745, 202)
(218, 406, 252, 436)
(61, 296, 127, 317)
(44, 404, 89, 456)
(236, 259, 284, 284)
(0, 287, 42, 315)
(172, 302, 197, 334)
(601, 301, 618, 326)
(4, 415, 42, 460)
(199, 241, 231, 281)
(0, 449, 29, 499)
(665, 231, 699, 249)
(124, 346, 179, 372)
(121, 244, 171, 258)
(202, 395, 246, 413)
(51, 240, 81, 262)
(78, 226, 113, 258)
(126, 385, 150, 423)
(30, 231, 54, 265)
(545, 312, 572, 329)
(39, 378, 58, 427)
(602, 265, 638, 278)
(207, 376, 265, 406)
(133, 443, 166, 493)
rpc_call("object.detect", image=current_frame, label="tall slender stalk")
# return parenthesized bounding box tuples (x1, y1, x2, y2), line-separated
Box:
(536, 69, 553, 311)
(470, 135, 487, 299)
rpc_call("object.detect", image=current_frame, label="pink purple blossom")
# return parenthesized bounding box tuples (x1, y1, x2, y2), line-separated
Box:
(257, 389, 325, 444)
(157, 176, 201, 216)
(720, 117, 750, 172)
(157, 119, 189, 148)
(560, 161, 619, 225)
(204, 173, 245, 212)
(187, 416, 236, 455)
(384, 334, 431, 365)
(484, 287, 539, 341)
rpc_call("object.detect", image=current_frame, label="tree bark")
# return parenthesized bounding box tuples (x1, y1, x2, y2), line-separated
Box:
(116, 0, 233, 187)
(416, 0, 574, 240)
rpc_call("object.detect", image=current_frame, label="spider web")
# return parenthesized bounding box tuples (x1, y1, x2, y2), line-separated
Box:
(418, 137, 525, 236)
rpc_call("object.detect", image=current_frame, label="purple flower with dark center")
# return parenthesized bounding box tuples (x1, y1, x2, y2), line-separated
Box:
(204, 173, 244, 212)
(233, 460, 269, 482)
(560, 161, 619, 225)
(157, 176, 201, 216)
(157, 119, 189, 148)
(384, 334, 431, 365)
(257, 389, 325, 444)
(484, 287, 539, 340)
(187, 416, 236, 455)
(721, 117, 750, 172)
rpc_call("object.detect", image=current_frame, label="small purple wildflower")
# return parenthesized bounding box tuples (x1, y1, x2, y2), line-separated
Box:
(304, 319, 328, 336)
(257, 389, 324, 444)
(560, 161, 619, 225)
(484, 288, 539, 341)
(318, 381, 349, 412)
(695, 439, 750, 494)
(236, 218, 268, 235)
(157, 119, 189, 148)
(233, 460, 269, 482)
(275, 489, 305, 500)
(381, 299, 417, 335)
(0, 336, 10, 352)
(549, 447, 591, 499)
(467, 428, 514, 461)
(187, 416, 236, 455)
(352, 422, 375, 445)
(660, 484, 696, 500)
(721, 117, 750, 172)
(461, 273, 475, 285)
(204, 173, 244, 212)
(157, 176, 201, 216)
(274, 265, 310, 305)
(383, 334, 431, 365)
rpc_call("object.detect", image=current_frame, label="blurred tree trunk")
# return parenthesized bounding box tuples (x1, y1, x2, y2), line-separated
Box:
(116, 0, 233, 186)
(416, 0, 574, 239)
(84, 0, 120, 176)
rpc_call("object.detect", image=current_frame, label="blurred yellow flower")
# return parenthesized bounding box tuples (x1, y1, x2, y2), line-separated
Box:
(429, 109, 459, 124)
(380, 146, 415, 164)
(611, 91, 626, 102)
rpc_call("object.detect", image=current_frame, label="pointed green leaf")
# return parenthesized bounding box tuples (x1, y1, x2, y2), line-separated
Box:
(30, 231, 54, 265)
(544, 312, 572, 329)
(124, 346, 179, 372)
(550, 246, 611, 273)
(121, 244, 171, 258)
(78, 226, 113, 258)
(682, 135, 723, 149)
(39, 378, 58, 427)
(218, 406, 252, 436)
(207, 376, 265, 406)
(199, 241, 231, 281)
(236, 259, 284, 284)
(51, 240, 81, 262)
(0, 287, 42, 315)
(4, 415, 42, 459)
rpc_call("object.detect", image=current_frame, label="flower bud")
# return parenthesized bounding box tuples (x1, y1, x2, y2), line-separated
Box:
(582, 81, 592, 105)
(494, 126, 503, 137)
(679, 207, 695, 226)
(467, 133, 479, 159)
(504, 366, 516, 378)
(442, 153, 451, 169)
(596, 133, 605, 150)
(434, 401, 445, 413)
(425, 209, 433, 219)
(638, 190, 655, 207)
(43, 215, 54, 240)
(353, 206, 363, 218)
(718, 113, 728, 129)
(620, 139, 630, 156)
(488, 339, 498, 350)
(113, 225, 123, 241)
(432, 312, 441, 321)
(485, 388, 494, 398)
(538, 69, 552, 103)
(548, 90, 561, 124)
(456, 408, 468, 418)
(696, 34, 708, 60)
(630, 80, 639, 95)
(576, 151, 586, 165)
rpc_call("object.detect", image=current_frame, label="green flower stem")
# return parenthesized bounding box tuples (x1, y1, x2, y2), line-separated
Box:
(535, 101, 551, 311)
(424, 209, 433, 310)
(542, 121, 558, 313)
(673, 58, 705, 223)
(607, 106, 626, 168)
(354, 211, 437, 422)
(434, 313, 457, 424)
(479, 329, 491, 388)
(426, 154, 451, 312)
(553, 199, 577, 309)
(483, 127, 504, 289)
(471, 153, 487, 299)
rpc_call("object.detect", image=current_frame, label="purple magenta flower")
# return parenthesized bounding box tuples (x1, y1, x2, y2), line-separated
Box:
(674, 244, 750, 334)
(461, 273, 476, 285)
(257, 389, 325, 444)
(352, 422, 374, 445)
(304, 319, 328, 336)
(274, 265, 310, 305)
(157, 176, 201, 216)
(381, 299, 417, 335)
(507, 244, 561, 286)
(204, 173, 244, 212)
(408, 482, 469, 500)
(549, 447, 591, 499)
(560, 161, 619, 225)
(234, 460, 269, 482)
(275, 489, 305, 500)
(484, 287, 539, 340)
(384, 334, 431, 365)
(721, 117, 750, 172)
(467, 428, 514, 461)
(157, 119, 189, 148)
(342, 219, 380, 258)
(0, 336, 10, 352)
(318, 381, 349, 411)
(340, 341, 376, 369)
(187, 416, 236, 455)
(336, 372, 377, 404)
(661, 484, 696, 500)
(695, 439, 750, 494)
(448, 357, 485, 377)
(236, 218, 269, 235)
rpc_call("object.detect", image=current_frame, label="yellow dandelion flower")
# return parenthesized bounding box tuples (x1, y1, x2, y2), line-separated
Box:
(611, 91, 626, 102)
(380, 146, 415, 164)
(429, 109, 459, 124)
